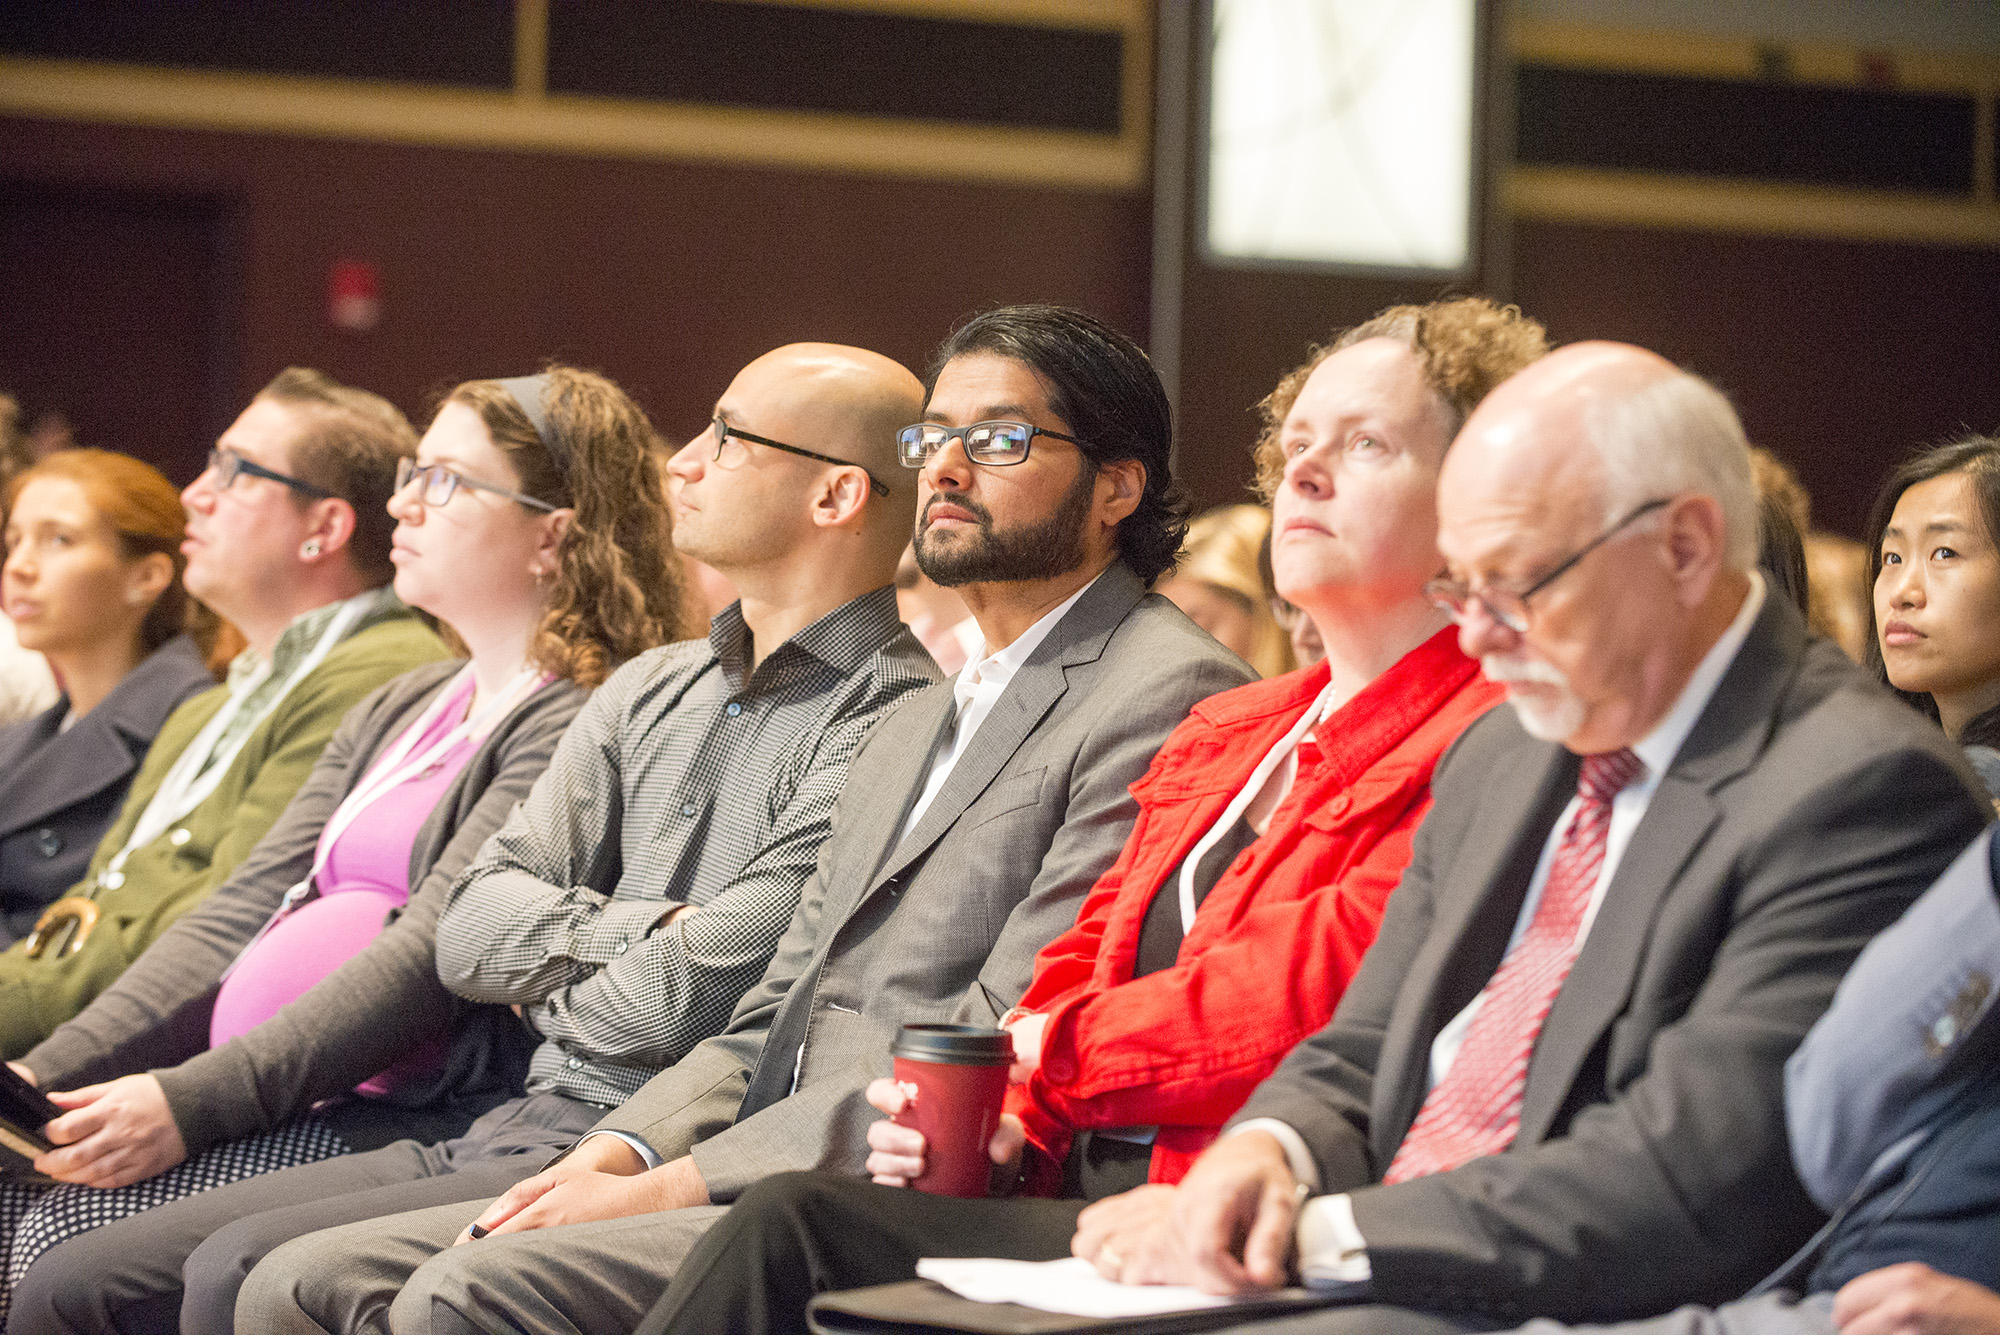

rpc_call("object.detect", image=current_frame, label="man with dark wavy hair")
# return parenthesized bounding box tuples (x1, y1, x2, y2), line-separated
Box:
(229, 306, 1252, 1335)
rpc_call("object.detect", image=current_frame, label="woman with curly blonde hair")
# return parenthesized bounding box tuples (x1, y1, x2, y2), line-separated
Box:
(0, 366, 690, 1324)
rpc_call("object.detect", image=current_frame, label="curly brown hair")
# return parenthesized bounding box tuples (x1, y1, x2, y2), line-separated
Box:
(1251, 297, 1550, 500)
(444, 367, 693, 687)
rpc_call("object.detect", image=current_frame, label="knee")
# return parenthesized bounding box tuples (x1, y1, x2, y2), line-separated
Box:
(183, 1212, 284, 1331)
(10, 1235, 98, 1334)
(229, 1234, 324, 1332)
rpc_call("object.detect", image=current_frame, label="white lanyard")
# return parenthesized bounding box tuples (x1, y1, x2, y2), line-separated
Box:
(306, 662, 548, 883)
(1177, 679, 1341, 933)
(222, 663, 550, 978)
(100, 591, 383, 889)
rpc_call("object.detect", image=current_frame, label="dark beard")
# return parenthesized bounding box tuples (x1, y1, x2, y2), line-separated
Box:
(915, 462, 1097, 587)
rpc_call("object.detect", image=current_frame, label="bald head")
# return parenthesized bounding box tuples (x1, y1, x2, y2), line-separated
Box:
(1443, 342, 1755, 575)
(1437, 341, 1758, 753)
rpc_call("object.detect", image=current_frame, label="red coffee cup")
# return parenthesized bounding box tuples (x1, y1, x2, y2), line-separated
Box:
(890, 1023, 1014, 1198)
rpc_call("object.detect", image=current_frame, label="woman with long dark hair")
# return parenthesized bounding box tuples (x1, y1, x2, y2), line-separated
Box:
(1868, 434, 2000, 797)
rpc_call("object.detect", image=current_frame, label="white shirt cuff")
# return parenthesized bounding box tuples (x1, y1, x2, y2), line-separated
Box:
(1296, 1192, 1373, 1286)
(576, 1128, 663, 1171)
(1228, 1118, 1321, 1191)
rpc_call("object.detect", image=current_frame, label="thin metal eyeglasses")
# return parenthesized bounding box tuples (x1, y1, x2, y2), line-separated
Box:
(396, 457, 557, 512)
(712, 417, 889, 496)
(896, 420, 1089, 469)
(207, 447, 335, 500)
(1425, 498, 1671, 633)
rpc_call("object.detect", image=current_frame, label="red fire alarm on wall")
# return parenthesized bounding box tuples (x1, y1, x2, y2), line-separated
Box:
(328, 259, 382, 332)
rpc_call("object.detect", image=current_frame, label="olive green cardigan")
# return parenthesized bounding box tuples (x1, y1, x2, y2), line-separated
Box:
(0, 613, 448, 1058)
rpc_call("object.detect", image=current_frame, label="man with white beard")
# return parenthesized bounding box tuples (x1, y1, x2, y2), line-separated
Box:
(1065, 341, 1990, 1334)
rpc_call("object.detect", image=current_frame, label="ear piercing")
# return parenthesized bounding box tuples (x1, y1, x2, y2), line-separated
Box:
(300, 539, 322, 559)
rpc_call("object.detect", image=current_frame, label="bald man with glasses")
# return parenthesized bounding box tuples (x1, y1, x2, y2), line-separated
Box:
(1069, 344, 1990, 1335)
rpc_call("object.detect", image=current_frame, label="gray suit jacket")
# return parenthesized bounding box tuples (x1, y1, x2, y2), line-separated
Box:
(1231, 593, 1991, 1322)
(596, 563, 1254, 1200)
(0, 635, 212, 941)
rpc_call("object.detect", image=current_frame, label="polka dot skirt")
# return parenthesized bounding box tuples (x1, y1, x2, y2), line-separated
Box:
(0, 1115, 347, 1323)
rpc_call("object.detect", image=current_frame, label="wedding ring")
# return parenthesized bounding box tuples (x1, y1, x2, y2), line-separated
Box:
(1098, 1247, 1124, 1272)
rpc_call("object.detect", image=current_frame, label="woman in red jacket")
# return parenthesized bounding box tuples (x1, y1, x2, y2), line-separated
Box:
(635, 296, 1554, 1335)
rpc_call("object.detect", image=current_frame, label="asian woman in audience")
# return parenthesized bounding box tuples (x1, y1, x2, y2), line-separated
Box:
(1870, 434, 2000, 799)
(1159, 503, 1295, 677)
(0, 451, 215, 948)
(0, 367, 688, 1323)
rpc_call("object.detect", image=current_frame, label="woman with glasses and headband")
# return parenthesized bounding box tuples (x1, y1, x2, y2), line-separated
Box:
(0, 367, 690, 1328)
(638, 300, 1548, 1334)
(0, 451, 218, 951)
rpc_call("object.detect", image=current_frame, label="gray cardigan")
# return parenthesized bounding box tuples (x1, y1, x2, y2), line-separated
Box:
(21, 661, 585, 1155)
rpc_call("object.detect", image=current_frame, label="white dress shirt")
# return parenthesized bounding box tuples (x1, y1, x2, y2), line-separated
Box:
(896, 574, 1100, 843)
(1240, 574, 1766, 1287)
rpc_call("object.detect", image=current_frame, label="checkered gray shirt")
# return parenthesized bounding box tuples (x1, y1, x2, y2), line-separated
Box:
(433, 586, 941, 1107)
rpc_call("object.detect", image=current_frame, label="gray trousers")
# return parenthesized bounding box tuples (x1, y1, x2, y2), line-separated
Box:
(5, 1092, 601, 1335)
(1206, 1293, 1836, 1335)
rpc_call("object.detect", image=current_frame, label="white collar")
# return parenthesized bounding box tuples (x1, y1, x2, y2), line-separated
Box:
(1631, 570, 1766, 777)
(953, 571, 1103, 709)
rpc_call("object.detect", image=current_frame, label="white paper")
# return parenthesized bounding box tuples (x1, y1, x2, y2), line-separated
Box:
(915, 1256, 1238, 1318)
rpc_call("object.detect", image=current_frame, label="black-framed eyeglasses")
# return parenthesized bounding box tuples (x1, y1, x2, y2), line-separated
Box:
(896, 420, 1088, 470)
(1426, 498, 1671, 634)
(712, 417, 888, 497)
(396, 457, 558, 512)
(207, 447, 335, 500)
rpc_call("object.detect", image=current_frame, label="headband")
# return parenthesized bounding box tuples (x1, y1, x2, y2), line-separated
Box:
(495, 374, 569, 478)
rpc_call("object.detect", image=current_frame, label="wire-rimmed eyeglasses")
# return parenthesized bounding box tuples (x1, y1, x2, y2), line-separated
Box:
(1425, 498, 1670, 633)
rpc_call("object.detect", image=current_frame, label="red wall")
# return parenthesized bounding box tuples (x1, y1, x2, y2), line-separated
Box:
(6, 113, 1999, 539)
(0, 115, 1152, 483)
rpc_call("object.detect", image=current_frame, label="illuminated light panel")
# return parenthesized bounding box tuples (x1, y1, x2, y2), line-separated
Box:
(1205, 0, 1477, 272)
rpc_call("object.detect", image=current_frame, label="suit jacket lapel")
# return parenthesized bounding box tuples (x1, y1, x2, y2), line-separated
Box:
(864, 565, 1145, 895)
(1517, 594, 1803, 1145)
(1376, 733, 1580, 1156)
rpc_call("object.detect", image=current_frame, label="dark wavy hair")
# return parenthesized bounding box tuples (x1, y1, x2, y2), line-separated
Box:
(926, 304, 1187, 584)
(442, 367, 695, 687)
(1863, 433, 2000, 749)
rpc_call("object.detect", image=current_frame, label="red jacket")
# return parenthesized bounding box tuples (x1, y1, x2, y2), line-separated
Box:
(1010, 627, 1503, 1188)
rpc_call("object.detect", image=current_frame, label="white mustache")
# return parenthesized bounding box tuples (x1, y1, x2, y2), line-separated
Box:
(1480, 654, 1571, 689)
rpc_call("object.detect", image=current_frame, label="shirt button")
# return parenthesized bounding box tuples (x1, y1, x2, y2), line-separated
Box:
(614, 939, 629, 955)
(681, 804, 697, 817)
(1932, 1013, 1959, 1048)
(566, 1056, 582, 1070)
(169, 828, 192, 847)
(34, 829, 62, 858)
(101, 870, 125, 890)
(726, 702, 743, 717)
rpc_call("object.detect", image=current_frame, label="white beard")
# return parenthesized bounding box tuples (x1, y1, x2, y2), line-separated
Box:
(1482, 653, 1588, 743)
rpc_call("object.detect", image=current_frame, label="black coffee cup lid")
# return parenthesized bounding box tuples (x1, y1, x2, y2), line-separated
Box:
(891, 1023, 1013, 1066)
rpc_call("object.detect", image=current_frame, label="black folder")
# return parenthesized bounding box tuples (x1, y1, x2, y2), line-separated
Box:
(0, 1062, 58, 1178)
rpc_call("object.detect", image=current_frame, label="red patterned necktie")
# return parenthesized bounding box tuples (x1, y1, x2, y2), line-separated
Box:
(1383, 747, 1646, 1183)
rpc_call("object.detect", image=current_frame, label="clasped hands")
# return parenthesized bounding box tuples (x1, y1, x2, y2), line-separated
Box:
(8, 1061, 186, 1189)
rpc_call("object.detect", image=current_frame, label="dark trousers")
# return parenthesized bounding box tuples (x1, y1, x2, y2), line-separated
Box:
(638, 1172, 1089, 1335)
(5, 1091, 599, 1335)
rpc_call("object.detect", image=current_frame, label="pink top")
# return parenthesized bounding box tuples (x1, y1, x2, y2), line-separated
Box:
(210, 676, 480, 1089)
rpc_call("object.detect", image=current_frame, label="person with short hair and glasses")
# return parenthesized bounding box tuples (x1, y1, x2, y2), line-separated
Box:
(230, 304, 1252, 1335)
(0, 369, 449, 1063)
(103, 343, 941, 1333)
(0, 366, 688, 1329)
